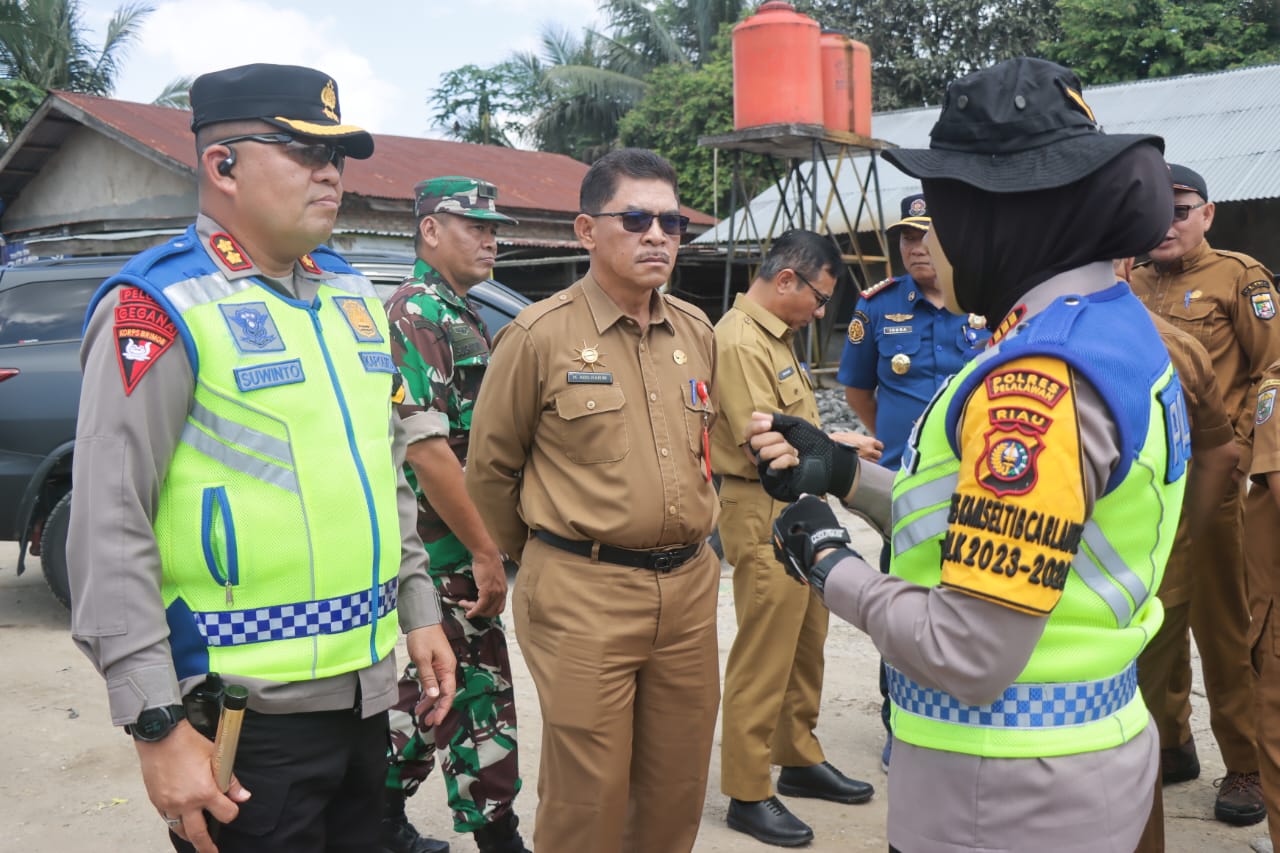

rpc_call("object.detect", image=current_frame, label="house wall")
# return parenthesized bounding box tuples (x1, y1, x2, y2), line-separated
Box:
(3, 127, 194, 234)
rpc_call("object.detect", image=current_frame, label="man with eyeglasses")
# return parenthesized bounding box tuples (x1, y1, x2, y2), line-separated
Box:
(67, 63, 456, 853)
(1129, 163, 1280, 826)
(466, 148, 720, 852)
(380, 177, 530, 853)
(836, 194, 989, 775)
(711, 229, 878, 846)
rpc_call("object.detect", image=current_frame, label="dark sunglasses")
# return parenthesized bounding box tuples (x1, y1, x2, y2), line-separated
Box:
(793, 269, 832, 308)
(209, 132, 347, 174)
(1172, 201, 1207, 222)
(586, 210, 690, 236)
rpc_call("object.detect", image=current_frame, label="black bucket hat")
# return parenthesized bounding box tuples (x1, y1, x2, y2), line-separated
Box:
(190, 63, 374, 160)
(883, 58, 1162, 193)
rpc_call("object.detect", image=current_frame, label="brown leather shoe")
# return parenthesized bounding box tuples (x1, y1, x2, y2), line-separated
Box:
(1214, 771, 1267, 826)
(1160, 737, 1200, 784)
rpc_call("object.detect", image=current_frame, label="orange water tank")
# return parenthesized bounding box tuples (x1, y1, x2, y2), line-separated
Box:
(732, 2, 823, 130)
(850, 37, 873, 137)
(819, 30, 854, 133)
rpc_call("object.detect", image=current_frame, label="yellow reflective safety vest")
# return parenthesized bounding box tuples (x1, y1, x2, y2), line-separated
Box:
(887, 286, 1188, 758)
(89, 232, 402, 683)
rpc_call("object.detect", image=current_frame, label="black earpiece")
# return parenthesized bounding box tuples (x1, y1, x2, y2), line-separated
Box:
(217, 148, 236, 177)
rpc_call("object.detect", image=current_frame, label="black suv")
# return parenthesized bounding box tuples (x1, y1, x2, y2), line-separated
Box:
(0, 252, 529, 607)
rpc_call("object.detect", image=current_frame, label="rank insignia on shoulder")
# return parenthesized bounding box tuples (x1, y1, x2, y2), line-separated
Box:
(298, 253, 321, 275)
(209, 232, 252, 272)
(333, 296, 384, 343)
(113, 287, 177, 395)
(860, 278, 895, 300)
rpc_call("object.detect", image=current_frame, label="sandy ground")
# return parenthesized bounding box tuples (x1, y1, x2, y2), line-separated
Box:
(0, 507, 1266, 852)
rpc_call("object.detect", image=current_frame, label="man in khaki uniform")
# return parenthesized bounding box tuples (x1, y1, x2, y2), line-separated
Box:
(466, 148, 720, 853)
(1121, 255, 1240, 851)
(714, 230, 876, 847)
(1244, 361, 1280, 852)
(1129, 164, 1280, 824)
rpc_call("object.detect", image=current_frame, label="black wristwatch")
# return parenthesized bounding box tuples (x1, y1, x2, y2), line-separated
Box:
(125, 704, 186, 742)
(810, 546, 860, 598)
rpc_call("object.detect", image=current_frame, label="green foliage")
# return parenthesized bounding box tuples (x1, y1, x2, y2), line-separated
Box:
(429, 62, 540, 147)
(617, 30, 768, 214)
(1046, 0, 1280, 83)
(151, 74, 192, 109)
(803, 0, 1062, 110)
(0, 0, 153, 143)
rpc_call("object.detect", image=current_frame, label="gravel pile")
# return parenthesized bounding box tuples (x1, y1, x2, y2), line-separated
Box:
(815, 385, 869, 435)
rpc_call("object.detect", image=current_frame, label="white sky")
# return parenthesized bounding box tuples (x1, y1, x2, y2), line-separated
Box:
(81, 0, 600, 139)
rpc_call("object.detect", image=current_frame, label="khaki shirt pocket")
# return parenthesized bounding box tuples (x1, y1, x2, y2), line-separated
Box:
(553, 384, 629, 464)
(776, 370, 808, 413)
(683, 398, 714, 457)
(1166, 299, 1219, 350)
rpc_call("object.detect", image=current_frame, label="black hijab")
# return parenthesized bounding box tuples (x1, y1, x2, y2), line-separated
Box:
(922, 143, 1173, 323)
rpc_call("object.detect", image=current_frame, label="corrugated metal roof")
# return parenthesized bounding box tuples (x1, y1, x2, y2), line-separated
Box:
(696, 62, 1280, 243)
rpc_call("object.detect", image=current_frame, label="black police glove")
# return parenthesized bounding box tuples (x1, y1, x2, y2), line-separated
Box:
(757, 413, 859, 503)
(772, 495, 860, 596)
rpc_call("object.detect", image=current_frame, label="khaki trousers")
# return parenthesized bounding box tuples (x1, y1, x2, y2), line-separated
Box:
(513, 535, 721, 853)
(718, 478, 828, 801)
(1244, 485, 1280, 850)
(1138, 601, 1193, 749)
(1151, 484, 1258, 769)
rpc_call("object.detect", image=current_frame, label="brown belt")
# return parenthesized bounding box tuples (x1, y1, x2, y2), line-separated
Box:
(533, 530, 702, 572)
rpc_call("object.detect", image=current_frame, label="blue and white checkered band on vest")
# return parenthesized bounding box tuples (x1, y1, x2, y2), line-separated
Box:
(195, 578, 398, 647)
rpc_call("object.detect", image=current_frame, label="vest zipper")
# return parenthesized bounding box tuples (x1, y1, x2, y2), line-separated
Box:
(200, 486, 239, 605)
(308, 303, 383, 664)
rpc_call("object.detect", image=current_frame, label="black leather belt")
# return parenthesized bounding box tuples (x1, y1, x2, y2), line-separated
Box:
(534, 530, 701, 572)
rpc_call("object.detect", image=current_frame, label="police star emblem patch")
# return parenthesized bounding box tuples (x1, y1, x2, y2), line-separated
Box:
(113, 287, 177, 395)
(977, 407, 1048, 498)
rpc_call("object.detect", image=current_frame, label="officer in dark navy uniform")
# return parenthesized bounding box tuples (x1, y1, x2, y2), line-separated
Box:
(837, 194, 989, 472)
(835, 193, 989, 772)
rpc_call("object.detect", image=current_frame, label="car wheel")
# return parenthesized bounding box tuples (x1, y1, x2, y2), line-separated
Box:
(40, 491, 73, 610)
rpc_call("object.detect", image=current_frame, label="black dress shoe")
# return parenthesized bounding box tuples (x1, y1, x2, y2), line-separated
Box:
(777, 761, 874, 804)
(727, 796, 814, 847)
(1161, 737, 1200, 785)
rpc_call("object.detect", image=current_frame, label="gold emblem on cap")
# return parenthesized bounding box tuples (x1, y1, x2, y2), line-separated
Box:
(321, 79, 339, 122)
(673, 349, 687, 365)
(574, 341, 605, 371)
(891, 353, 911, 375)
(968, 313, 987, 329)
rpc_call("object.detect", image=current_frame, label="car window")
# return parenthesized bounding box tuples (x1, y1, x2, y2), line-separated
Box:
(0, 278, 100, 346)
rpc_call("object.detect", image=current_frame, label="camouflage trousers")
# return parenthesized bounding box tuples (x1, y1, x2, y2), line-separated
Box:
(386, 534, 522, 833)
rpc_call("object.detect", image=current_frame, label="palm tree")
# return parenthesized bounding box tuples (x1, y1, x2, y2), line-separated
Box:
(0, 0, 152, 142)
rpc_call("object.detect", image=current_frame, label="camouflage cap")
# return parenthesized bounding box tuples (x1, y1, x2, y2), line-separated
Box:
(414, 176, 518, 224)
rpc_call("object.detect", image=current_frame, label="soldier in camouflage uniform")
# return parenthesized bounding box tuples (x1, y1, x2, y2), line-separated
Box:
(381, 177, 529, 853)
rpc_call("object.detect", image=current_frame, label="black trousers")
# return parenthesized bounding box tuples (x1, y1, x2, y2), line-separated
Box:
(171, 707, 389, 853)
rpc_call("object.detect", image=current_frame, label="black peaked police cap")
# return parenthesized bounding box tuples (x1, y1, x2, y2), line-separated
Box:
(883, 58, 1162, 193)
(190, 63, 374, 160)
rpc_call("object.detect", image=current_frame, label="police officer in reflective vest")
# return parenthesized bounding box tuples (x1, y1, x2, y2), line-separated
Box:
(67, 64, 455, 853)
(748, 57, 1185, 852)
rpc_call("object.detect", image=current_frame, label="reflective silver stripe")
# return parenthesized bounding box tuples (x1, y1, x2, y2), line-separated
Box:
(326, 272, 377, 297)
(181, 423, 299, 494)
(189, 401, 293, 468)
(894, 471, 957, 519)
(1079, 520, 1151, 623)
(893, 506, 949, 555)
(164, 273, 247, 312)
(1074, 522, 1135, 624)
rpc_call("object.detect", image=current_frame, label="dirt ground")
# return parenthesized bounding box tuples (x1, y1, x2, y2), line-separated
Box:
(0, 507, 1267, 852)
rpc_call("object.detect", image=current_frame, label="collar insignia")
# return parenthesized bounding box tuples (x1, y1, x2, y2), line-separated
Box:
(298, 253, 321, 275)
(210, 232, 252, 272)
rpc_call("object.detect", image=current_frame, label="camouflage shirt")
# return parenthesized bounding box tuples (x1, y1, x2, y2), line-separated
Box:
(386, 259, 492, 522)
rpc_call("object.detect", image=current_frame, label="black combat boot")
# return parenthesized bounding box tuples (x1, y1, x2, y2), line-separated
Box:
(472, 811, 532, 853)
(380, 790, 451, 853)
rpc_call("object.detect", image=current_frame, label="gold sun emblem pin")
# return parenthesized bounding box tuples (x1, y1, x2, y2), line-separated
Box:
(673, 349, 687, 365)
(321, 79, 339, 122)
(574, 341, 606, 371)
